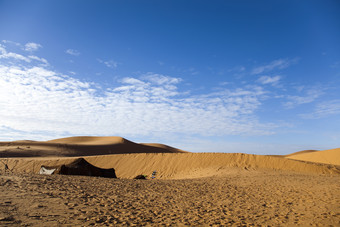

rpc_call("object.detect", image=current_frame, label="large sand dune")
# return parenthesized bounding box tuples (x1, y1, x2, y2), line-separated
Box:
(2, 153, 339, 179)
(286, 148, 340, 166)
(1, 137, 339, 226)
(1, 136, 340, 178)
(0, 136, 186, 157)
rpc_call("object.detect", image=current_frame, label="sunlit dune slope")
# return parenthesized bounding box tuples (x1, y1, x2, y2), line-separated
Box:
(46, 136, 127, 145)
(284, 150, 318, 157)
(0, 136, 187, 157)
(286, 148, 340, 166)
(2, 153, 339, 179)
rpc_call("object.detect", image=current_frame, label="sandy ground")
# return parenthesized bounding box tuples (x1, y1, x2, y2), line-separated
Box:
(1, 137, 339, 226)
(1, 169, 339, 226)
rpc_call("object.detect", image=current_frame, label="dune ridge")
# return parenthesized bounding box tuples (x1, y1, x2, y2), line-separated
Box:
(286, 148, 340, 166)
(1, 136, 339, 179)
(1, 153, 339, 179)
(46, 136, 127, 145)
(0, 136, 186, 157)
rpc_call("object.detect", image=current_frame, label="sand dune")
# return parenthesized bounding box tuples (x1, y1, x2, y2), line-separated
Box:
(1, 136, 339, 225)
(1, 153, 339, 179)
(0, 136, 186, 157)
(286, 148, 340, 166)
(46, 136, 127, 145)
(284, 149, 318, 156)
(1, 136, 339, 178)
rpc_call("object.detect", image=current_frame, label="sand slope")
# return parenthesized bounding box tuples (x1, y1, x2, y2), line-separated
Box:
(1, 136, 339, 178)
(0, 136, 186, 157)
(286, 148, 340, 166)
(1, 171, 339, 226)
(1, 153, 339, 179)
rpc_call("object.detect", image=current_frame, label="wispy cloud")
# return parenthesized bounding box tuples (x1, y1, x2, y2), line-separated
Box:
(65, 49, 80, 56)
(24, 42, 42, 52)
(0, 44, 47, 65)
(0, 44, 274, 140)
(252, 58, 299, 75)
(2, 40, 20, 46)
(257, 75, 281, 85)
(284, 87, 324, 109)
(300, 99, 340, 119)
(97, 59, 119, 68)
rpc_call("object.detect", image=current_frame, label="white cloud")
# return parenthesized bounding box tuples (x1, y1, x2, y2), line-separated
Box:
(24, 42, 42, 52)
(0, 44, 48, 66)
(0, 44, 30, 62)
(2, 40, 20, 46)
(0, 44, 274, 141)
(257, 75, 281, 85)
(300, 99, 340, 119)
(28, 55, 49, 65)
(98, 59, 119, 68)
(252, 58, 298, 75)
(65, 49, 80, 56)
(142, 73, 182, 85)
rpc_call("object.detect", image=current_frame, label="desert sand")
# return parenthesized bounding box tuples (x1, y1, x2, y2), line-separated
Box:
(286, 148, 340, 166)
(0, 136, 339, 226)
(0, 136, 187, 158)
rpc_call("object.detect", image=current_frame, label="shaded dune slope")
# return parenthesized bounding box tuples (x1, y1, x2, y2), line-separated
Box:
(0, 136, 186, 157)
(286, 148, 340, 166)
(2, 153, 339, 179)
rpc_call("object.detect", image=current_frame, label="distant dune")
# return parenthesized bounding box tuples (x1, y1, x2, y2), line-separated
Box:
(1, 136, 339, 179)
(286, 148, 340, 166)
(284, 150, 318, 156)
(0, 136, 186, 157)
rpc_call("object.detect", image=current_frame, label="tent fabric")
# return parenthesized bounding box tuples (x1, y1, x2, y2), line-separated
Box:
(134, 174, 147, 179)
(39, 158, 117, 178)
(40, 166, 56, 175)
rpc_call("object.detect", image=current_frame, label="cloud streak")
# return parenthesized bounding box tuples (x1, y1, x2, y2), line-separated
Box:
(257, 75, 281, 85)
(252, 58, 298, 75)
(98, 59, 119, 68)
(65, 49, 80, 56)
(300, 99, 340, 119)
(284, 87, 324, 109)
(0, 44, 48, 65)
(24, 42, 42, 52)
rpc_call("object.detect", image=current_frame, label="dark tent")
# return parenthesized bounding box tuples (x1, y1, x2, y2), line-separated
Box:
(134, 174, 147, 180)
(39, 158, 117, 178)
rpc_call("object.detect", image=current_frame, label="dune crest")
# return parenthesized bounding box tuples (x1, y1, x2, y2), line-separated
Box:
(286, 148, 340, 166)
(1, 136, 339, 178)
(0, 136, 187, 157)
(46, 136, 128, 145)
(2, 153, 339, 179)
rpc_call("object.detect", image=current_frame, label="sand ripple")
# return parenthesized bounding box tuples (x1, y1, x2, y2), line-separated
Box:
(1, 170, 339, 226)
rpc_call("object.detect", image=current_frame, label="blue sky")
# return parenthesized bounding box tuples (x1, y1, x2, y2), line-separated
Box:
(0, 0, 340, 154)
